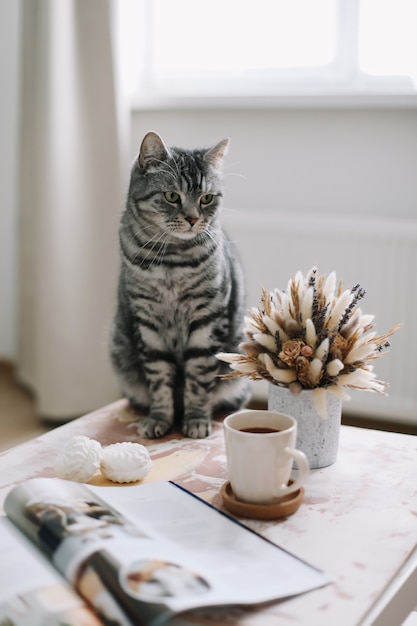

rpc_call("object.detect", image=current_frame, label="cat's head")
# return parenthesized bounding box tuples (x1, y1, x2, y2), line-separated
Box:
(128, 131, 229, 241)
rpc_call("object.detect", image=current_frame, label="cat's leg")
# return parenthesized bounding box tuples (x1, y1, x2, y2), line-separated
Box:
(110, 318, 174, 437)
(115, 358, 175, 438)
(110, 320, 151, 413)
(182, 358, 251, 437)
(137, 358, 176, 438)
(122, 379, 151, 415)
(182, 346, 220, 438)
(182, 373, 212, 437)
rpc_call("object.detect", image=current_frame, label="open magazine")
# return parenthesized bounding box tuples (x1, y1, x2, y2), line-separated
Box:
(0, 478, 331, 626)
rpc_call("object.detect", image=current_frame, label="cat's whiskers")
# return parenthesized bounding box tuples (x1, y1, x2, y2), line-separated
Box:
(171, 155, 181, 179)
(140, 232, 170, 268)
(207, 226, 234, 258)
(204, 223, 222, 246)
(223, 172, 248, 181)
(128, 228, 166, 269)
(124, 236, 162, 276)
(201, 230, 216, 247)
(146, 229, 169, 269)
(151, 158, 179, 185)
(125, 221, 157, 255)
(126, 220, 154, 250)
(152, 232, 171, 268)
(223, 160, 248, 181)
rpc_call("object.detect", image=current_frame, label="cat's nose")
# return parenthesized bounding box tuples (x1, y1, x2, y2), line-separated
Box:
(185, 216, 198, 227)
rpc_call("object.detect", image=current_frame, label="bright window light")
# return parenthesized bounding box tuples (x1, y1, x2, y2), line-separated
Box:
(359, 0, 417, 86)
(118, 0, 417, 102)
(150, 0, 337, 76)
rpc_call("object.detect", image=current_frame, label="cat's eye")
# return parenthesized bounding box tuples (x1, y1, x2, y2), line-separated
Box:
(200, 194, 213, 205)
(164, 191, 180, 204)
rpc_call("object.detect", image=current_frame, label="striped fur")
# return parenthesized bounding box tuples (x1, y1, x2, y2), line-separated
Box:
(110, 132, 250, 438)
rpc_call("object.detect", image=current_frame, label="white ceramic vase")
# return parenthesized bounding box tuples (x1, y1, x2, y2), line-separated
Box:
(268, 385, 342, 469)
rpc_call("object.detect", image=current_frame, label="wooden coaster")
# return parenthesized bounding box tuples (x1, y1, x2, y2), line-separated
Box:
(220, 480, 304, 520)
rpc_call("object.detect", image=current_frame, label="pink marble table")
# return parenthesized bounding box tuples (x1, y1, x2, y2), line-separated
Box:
(0, 399, 416, 626)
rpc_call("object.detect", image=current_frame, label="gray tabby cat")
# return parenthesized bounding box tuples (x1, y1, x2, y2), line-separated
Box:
(110, 131, 250, 439)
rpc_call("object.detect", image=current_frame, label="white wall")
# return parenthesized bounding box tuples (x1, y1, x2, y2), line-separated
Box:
(0, 0, 21, 360)
(132, 107, 417, 220)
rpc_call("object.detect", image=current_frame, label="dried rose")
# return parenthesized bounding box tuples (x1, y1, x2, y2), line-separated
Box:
(295, 355, 313, 387)
(279, 339, 305, 367)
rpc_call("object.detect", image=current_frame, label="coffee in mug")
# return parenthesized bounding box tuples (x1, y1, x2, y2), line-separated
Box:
(224, 409, 309, 505)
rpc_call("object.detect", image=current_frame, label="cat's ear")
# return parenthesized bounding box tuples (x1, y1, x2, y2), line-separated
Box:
(204, 138, 230, 169)
(138, 131, 171, 169)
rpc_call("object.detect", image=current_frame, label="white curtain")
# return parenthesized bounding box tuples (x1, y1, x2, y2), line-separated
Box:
(18, 0, 128, 419)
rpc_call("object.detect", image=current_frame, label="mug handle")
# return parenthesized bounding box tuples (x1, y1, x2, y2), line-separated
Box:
(274, 448, 310, 497)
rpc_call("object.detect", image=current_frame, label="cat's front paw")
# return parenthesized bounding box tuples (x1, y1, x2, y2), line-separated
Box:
(138, 415, 172, 439)
(182, 417, 212, 439)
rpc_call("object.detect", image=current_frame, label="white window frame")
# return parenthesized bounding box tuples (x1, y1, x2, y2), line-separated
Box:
(119, 0, 417, 109)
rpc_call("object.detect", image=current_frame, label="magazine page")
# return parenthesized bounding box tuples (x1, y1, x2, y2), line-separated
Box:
(4, 478, 331, 624)
(89, 481, 332, 602)
(3, 479, 176, 626)
(0, 517, 104, 626)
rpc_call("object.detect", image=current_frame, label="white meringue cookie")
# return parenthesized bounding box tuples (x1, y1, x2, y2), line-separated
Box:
(54, 435, 103, 482)
(101, 442, 152, 483)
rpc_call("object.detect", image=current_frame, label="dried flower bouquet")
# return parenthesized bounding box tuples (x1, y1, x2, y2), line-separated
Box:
(217, 266, 400, 418)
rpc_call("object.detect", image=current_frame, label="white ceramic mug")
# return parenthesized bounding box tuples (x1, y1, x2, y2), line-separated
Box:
(223, 409, 310, 505)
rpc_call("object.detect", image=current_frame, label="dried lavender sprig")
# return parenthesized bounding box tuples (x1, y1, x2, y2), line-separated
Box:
(376, 341, 390, 352)
(308, 267, 317, 288)
(308, 267, 319, 320)
(274, 331, 282, 353)
(314, 303, 329, 336)
(338, 285, 366, 331)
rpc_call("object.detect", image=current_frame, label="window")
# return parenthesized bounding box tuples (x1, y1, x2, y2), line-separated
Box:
(118, 0, 417, 105)
(359, 0, 417, 84)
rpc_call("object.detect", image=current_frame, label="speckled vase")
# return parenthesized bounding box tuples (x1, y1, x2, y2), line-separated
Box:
(268, 385, 342, 469)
